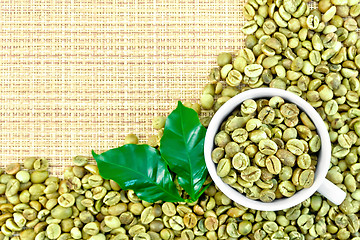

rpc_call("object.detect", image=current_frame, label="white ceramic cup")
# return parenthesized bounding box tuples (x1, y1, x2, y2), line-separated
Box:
(204, 88, 347, 211)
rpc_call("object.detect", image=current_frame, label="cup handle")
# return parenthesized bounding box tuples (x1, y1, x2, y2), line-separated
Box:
(317, 178, 346, 205)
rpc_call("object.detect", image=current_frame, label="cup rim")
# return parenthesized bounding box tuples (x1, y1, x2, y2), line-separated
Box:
(204, 88, 332, 211)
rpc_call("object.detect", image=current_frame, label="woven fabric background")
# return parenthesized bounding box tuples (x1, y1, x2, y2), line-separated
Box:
(0, 0, 245, 175)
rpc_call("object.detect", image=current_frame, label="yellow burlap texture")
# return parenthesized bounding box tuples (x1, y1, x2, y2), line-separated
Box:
(0, 0, 245, 175)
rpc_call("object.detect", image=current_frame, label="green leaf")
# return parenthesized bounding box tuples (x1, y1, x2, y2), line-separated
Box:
(160, 101, 208, 200)
(92, 145, 183, 203)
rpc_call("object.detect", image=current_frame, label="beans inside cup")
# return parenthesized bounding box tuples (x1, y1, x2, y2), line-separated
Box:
(212, 96, 321, 202)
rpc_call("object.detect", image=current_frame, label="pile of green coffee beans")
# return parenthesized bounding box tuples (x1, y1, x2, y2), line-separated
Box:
(195, 0, 360, 237)
(0, 111, 359, 240)
(0, 136, 358, 240)
(212, 96, 321, 202)
(2, 0, 360, 239)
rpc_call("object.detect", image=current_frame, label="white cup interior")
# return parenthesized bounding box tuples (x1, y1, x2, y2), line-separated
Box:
(204, 88, 332, 211)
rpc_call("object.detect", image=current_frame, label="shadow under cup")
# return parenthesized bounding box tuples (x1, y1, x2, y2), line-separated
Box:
(204, 88, 346, 211)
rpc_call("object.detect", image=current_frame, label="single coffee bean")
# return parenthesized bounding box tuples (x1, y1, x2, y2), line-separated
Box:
(73, 156, 88, 167)
(338, 133, 352, 149)
(140, 206, 155, 225)
(217, 158, 231, 177)
(283, 0, 299, 14)
(259, 139, 278, 155)
(309, 135, 321, 152)
(299, 169, 315, 188)
(5, 163, 21, 175)
(278, 181, 296, 197)
(225, 142, 241, 158)
(297, 153, 312, 169)
(217, 52, 232, 67)
(241, 99, 257, 114)
(211, 147, 225, 164)
(241, 20, 258, 35)
(280, 103, 299, 118)
(58, 193, 76, 208)
(258, 106, 275, 124)
(322, 6, 337, 22)
(309, 51, 321, 66)
(286, 139, 305, 155)
(232, 152, 250, 171)
(241, 166, 262, 182)
(244, 64, 264, 78)
(249, 130, 268, 143)
(344, 18, 357, 31)
(232, 128, 248, 143)
(263, 19, 277, 35)
(307, 14, 320, 30)
(169, 216, 185, 231)
(226, 70, 242, 87)
(265, 155, 282, 174)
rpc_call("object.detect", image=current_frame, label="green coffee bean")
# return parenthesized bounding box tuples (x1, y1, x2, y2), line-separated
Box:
(30, 171, 49, 184)
(259, 189, 276, 202)
(322, 6, 337, 22)
(232, 128, 248, 143)
(200, 94, 214, 110)
(5, 179, 20, 197)
(33, 158, 49, 171)
(263, 221, 279, 233)
(224, 223, 238, 238)
(241, 166, 262, 182)
(233, 57, 248, 72)
(217, 53, 232, 67)
(46, 224, 61, 239)
(19, 229, 37, 240)
(350, 4, 360, 17)
(259, 139, 278, 155)
(309, 135, 321, 152)
(83, 222, 100, 236)
(225, 116, 250, 133)
(73, 156, 88, 167)
(136, 207, 153, 225)
(5, 163, 20, 175)
(169, 216, 185, 231)
(258, 106, 275, 124)
(215, 131, 231, 148)
(265, 156, 281, 174)
(307, 14, 320, 29)
(232, 153, 250, 171)
(238, 220, 252, 235)
(226, 70, 242, 87)
(217, 158, 231, 177)
(239, 48, 256, 64)
(58, 193, 75, 207)
(299, 169, 315, 188)
(246, 119, 262, 132)
(280, 104, 299, 118)
(262, 56, 279, 69)
(278, 181, 296, 197)
(245, 35, 258, 49)
(225, 142, 240, 158)
(249, 130, 267, 143)
(129, 202, 144, 215)
(242, 20, 258, 35)
(51, 205, 73, 220)
(244, 64, 263, 78)
(162, 202, 176, 217)
(286, 139, 305, 156)
(344, 18, 357, 31)
(211, 147, 225, 164)
(241, 99, 257, 114)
